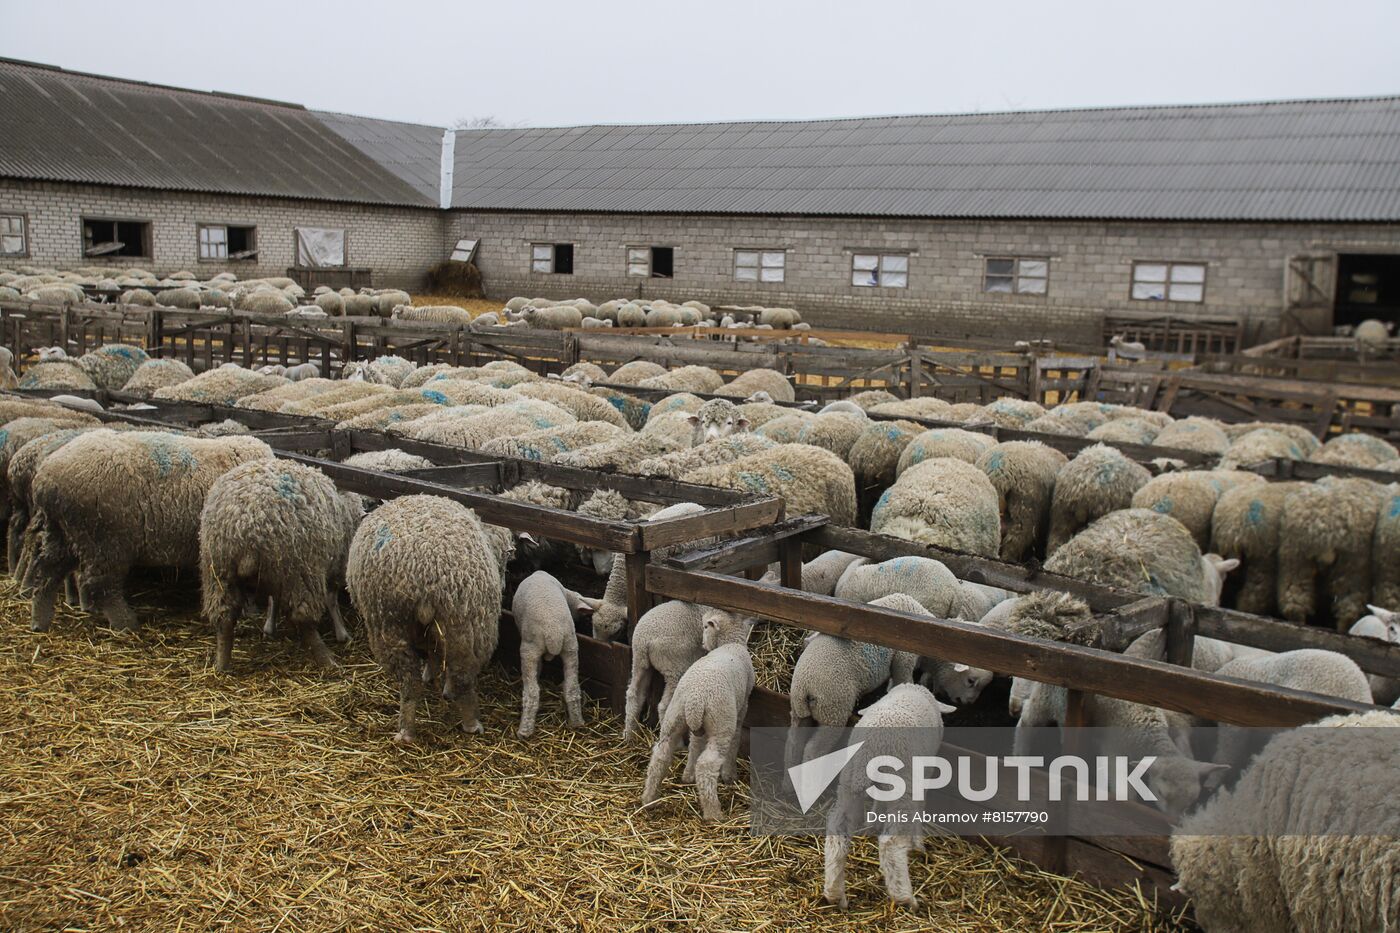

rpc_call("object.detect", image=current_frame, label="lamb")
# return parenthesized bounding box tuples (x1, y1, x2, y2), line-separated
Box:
(18, 360, 97, 391)
(640, 612, 754, 820)
(192, 419, 253, 438)
(1107, 334, 1147, 361)
(975, 441, 1068, 561)
(1170, 709, 1399, 933)
(200, 459, 363, 672)
(786, 593, 921, 769)
(237, 289, 294, 315)
(281, 362, 321, 382)
(1209, 481, 1306, 615)
(823, 683, 955, 910)
(313, 291, 344, 315)
(637, 365, 725, 394)
(1045, 444, 1151, 554)
(686, 397, 750, 445)
(795, 550, 866, 596)
(286, 306, 328, 319)
(1044, 508, 1238, 605)
(1309, 431, 1399, 469)
(510, 570, 600, 738)
(394, 304, 474, 325)
(622, 601, 737, 743)
(75, 343, 149, 391)
(521, 305, 584, 329)
(119, 287, 158, 307)
(346, 495, 504, 743)
(870, 458, 1001, 557)
(22, 431, 273, 632)
(1354, 317, 1396, 347)
(847, 420, 923, 492)
(1130, 469, 1264, 550)
(1349, 606, 1400, 705)
(682, 444, 858, 527)
(1277, 477, 1387, 628)
(895, 428, 995, 475)
(717, 368, 796, 402)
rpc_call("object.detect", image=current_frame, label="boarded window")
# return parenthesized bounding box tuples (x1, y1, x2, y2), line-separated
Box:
(532, 243, 574, 274)
(852, 252, 908, 288)
(0, 214, 26, 257)
(295, 227, 346, 268)
(627, 246, 674, 278)
(984, 257, 1048, 295)
(735, 249, 785, 283)
(1132, 261, 1206, 302)
(198, 224, 257, 261)
(82, 218, 151, 259)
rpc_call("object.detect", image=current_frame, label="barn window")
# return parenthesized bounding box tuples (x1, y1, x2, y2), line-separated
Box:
(984, 257, 1048, 295)
(852, 252, 908, 288)
(1132, 261, 1206, 302)
(531, 243, 574, 274)
(82, 218, 152, 259)
(0, 214, 26, 257)
(627, 246, 673, 278)
(198, 224, 258, 261)
(735, 249, 785, 283)
(295, 227, 346, 268)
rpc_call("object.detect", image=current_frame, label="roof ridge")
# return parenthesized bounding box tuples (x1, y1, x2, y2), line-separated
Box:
(0, 56, 308, 111)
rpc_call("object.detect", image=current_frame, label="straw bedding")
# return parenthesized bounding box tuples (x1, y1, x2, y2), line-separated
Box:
(0, 575, 1184, 931)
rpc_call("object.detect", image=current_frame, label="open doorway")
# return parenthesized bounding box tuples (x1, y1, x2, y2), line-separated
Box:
(1334, 253, 1400, 329)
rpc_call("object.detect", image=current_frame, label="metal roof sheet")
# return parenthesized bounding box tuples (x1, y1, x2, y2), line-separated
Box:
(451, 97, 1400, 221)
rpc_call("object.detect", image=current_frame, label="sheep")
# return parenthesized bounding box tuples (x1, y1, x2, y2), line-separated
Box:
(22, 431, 273, 632)
(847, 420, 923, 492)
(786, 592, 921, 769)
(590, 502, 708, 641)
(1045, 508, 1238, 605)
(192, 419, 253, 438)
(870, 458, 1001, 558)
(977, 397, 1046, 429)
(975, 441, 1068, 562)
(615, 304, 648, 328)
(119, 287, 158, 307)
(117, 359, 194, 398)
(622, 600, 733, 743)
(753, 412, 817, 444)
(152, 367, 287, 405)
(478, 421, 627, 462)
(682, 444, 858, 527)
(736, 400, 789, 430)
(1219, 420, 1322, 454)
(18, 361, 97, 392)
(237, 290, 294, 315)
(634, 433, 774, 478)
(200, 459, 363, 672)
(1130, 469, 1264, 551)
(1348, 606, 1400, 705)
(795, 550, 867, 596)
(312, 291, 344, 315)
(5, 426, 107, 572)
(587, 386, 651, 430)
(606, 360, 665, 386)
(1218, 427, 1309, 470)
(1153, 417, 1231, 455)
(521, 305, 584, 329)
(551, 431, 685, 471)
(513, 381, 631, 428)
(1023, 411, 1097, 437)
(349, 355, 415, 388)
(373, 290, 412, 317)
(823, 683, 955, 910)
(1355, 317, 1396, 347)
(403, 399, 577, 449)
(395, 304, 474, 325)
(796, 412, 867, 459)
(248, 380, 370, 414)
(1373, 485, 1400, 613)
(511, 570, 600, 738)
(1277, 478, 1387, 628)
(895, 428, 995, 476)
(572, 490, 659, 574)
(74, 343, 149, 391)
(637, 365, 725, 395)
(1170, 709, 1399, 933)
(758, 307, 801, 328)
(1310, 431, 1399, 469)
(340, 449, 435, 474)
(1085, 417, 1161, 446)
(0, 416, 103, 559)
(26, 283, 86, 305)
(1045, 444, 1151, 554)
(717, 368, 796, 402)
(342, 294, 376, 316)
(1107, 334, 1147, 360)
(640, 612, 754, 820)
(686, 397, 750, 445)
(869, 397, 955, 420)
(286, 306, 328, 319)
(412, 379, 518, 408)
(346, 495, 503, 743)
(1208, 481, 1306, 615)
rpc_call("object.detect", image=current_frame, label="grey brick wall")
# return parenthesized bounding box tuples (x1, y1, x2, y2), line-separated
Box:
(446, 211, 1400, 342)
(0, 180, 445, 290)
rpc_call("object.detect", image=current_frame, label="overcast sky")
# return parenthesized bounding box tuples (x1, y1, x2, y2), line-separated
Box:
(4, 0, 1398, 128)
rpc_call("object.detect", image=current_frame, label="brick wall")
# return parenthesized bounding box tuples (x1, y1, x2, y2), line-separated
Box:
(0, 179, 445, 290)
(447, 211, 1400, 342)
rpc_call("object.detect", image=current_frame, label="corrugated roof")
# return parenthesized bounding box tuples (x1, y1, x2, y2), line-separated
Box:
(451, 98, 1400, 221)
(0, 58, 441, 207)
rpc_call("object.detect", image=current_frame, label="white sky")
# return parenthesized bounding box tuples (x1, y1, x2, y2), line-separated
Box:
(3, 0, 1398, 128)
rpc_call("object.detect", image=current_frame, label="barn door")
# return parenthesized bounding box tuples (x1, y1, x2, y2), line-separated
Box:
(1283, 252, 1336, 335)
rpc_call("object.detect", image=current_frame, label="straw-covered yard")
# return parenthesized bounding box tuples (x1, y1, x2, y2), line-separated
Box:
(0, 576, 1185, 931)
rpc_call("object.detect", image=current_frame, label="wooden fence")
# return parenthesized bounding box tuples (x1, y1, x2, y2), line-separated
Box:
(1102, 310, 1246, 355)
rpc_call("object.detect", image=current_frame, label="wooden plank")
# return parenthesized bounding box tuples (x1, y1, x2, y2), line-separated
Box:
(1195, 605, 1400, 678)
(399, 463, 509, 487)
(664, 515, 829, 573)
(644, 566, 1377, 727)
(638, 497, 784, 550)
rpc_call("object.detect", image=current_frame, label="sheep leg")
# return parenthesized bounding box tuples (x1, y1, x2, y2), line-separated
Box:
(1276, 556, 1315, 624)
(1233, 562, 1273, 616)
(656, 677, 678, 724)
(784, 713, 815, 774)
(642, 720, 686, 807)
(518, 642, 543, 739)
(451, 681, 483, 735)
(6, 511, 24, 574)
(213, 613, 237, 674)
(262, 598, 277, 636)
(93, 590, 138, 632)
(326, 591, 350, 643)
(879, 833, 918, 909)
(682, 732, 706, 784)
(694, 729, 728, 820)
(299, 625, 337, 669)
(394, 674, 422, 745)
(823, 802, 853, 909)
(722, 697, 749, 783)
(64, 574, 80, 608)
(560, 641, 584, 728)
(622, 660, 654, 745)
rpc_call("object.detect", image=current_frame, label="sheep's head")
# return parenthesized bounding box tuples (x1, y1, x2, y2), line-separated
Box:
(1142, 757, 1229, 821)
(1363, 605, 1400, 641)
(744, 390, 773, 404)
(258, 364, 286, 376)
(701, 608, 753, 651)
(1200, 553, 1240, 606)
(591, 597, 628, 643)
(36, 346, 67, 362)
(687, 398, 749, 446)
(938, 662, 994, 706)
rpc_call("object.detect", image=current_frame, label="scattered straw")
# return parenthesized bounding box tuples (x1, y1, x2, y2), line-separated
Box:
(0, 575, 1187, 931)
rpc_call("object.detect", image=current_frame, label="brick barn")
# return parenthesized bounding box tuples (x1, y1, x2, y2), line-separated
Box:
(3, 56, 1399, 343)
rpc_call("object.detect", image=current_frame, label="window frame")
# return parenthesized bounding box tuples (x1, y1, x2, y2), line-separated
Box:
(733, 247, 787, 284)
(626, 245, 675, 279)
(530, 242, 575, 275)
(1130, 260, 1208, 304)
(0, 212, 29, 258)
(196, 223, 258, 263)
(983, 256, 1050, 297)
(293, 226, 348, 269)
(850, 251, 910, 289)
(81, 216, 153, 260)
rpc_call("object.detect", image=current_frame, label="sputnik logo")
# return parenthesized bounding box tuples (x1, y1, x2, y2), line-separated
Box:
(787, 740, 864, 813)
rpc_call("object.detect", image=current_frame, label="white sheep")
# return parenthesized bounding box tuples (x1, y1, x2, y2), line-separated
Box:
(1349, 605, 1400, 704)
(640, 611, 754, 820)
(510, 570, 601, 738)
(1108, 334, 1147, 361)
(686, 397, 750, 445)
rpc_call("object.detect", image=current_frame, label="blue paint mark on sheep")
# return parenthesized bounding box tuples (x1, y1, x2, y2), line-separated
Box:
(858, 642, 894, 680)
(0, 429, 9, 450)
(1151, 496, 1173, 514)
(141, 435, 196, 477)
(771, 464, 795, 483)
(984, 451, 1005, 473)
(373, 524, 393, 552)
(872, 489, 893, 522)
(1246, 500, 1265, 526)
(737, 471, 769, 494)
(104, 345, 142, 361)
(1389, 495, 1400, 519)
(883, 425, 903, 441)
(275, 472, 301, 502)
(421, 390, 449, 404)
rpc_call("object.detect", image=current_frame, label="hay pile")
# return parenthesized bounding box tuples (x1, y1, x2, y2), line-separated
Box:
(426, 260, 485, 299)
(0, 576, 1184, 931)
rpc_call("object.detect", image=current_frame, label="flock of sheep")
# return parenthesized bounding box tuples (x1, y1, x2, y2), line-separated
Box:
(0, 342, 1396, 928)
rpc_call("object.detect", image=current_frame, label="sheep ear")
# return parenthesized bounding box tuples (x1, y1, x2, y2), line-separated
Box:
(1198, 762, 1230, 793)
(547, 372, 561, 380)
(936, 701, 957, 715)
(517, 531, 539, 547)
(735, 418, 750, 431)
(686, 414, 700, 425)
(952, 663, 970, 673)
(1209, 555, 1240, 573)
(1367, 604, 1395, 622)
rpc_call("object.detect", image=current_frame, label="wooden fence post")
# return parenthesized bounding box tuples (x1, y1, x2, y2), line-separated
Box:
(1165, 599, 1197, 667)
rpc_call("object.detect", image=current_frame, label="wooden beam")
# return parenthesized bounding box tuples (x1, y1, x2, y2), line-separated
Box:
(638, 496, 784, 550)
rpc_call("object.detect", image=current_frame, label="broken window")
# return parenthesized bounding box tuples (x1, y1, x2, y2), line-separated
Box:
(82, 218, 151, 259)
(1132, 261, 1206, 302)
(295, 227, 346, 268)
(984, 257, 1049, 295)
(735, 249, 786, 283)
(198, 224, 258, 261)
(0, 214, 26, 257)
(852, 252, 908, 288)
(628, 246, 673, 278)
(532, 243, 574, 274)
